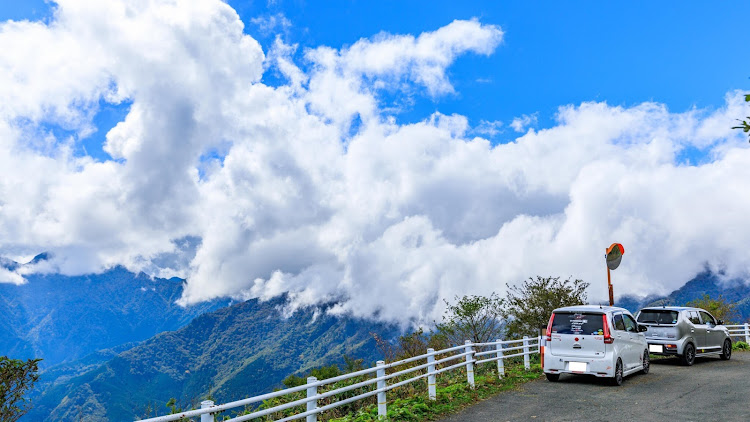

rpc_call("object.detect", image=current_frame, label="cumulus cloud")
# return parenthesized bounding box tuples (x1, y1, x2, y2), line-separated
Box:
(1, 1, 749, 326)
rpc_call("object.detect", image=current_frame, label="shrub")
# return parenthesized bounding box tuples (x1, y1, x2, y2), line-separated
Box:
(733, 341, 749, 351)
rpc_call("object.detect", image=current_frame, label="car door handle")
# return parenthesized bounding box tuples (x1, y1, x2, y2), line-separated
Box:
(691, 329, 695, 333)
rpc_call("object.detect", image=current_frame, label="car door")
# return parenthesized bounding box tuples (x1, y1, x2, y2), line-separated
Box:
(622, 313, 642, 369)
(686, 310, 706, 349)
(612, 313, 632, 367)
(699, 311, 723, 350)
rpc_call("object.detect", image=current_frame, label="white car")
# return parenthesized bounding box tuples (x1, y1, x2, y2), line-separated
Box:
(543, 305, 649, 386)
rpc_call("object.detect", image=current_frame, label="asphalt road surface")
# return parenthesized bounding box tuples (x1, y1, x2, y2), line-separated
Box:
(439, 352, 750, 422)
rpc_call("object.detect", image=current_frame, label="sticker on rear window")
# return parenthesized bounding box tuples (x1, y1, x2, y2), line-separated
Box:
(551, 312, 604, 335)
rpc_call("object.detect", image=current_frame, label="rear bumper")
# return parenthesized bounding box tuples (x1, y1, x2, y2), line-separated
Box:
(543, 351, 614, 377)
(646, 338, 688, 355)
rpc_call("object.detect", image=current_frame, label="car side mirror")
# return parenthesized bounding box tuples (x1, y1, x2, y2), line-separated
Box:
(717, 319, 724, 326)
(638, 324, 648, 332)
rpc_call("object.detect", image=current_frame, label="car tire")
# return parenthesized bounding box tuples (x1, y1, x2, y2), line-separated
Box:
(720, 339, 732, 360)
(681, 343, 695, 366)
(610, 359, 623, 386)
(545, 373, 560, 382)
(641, 350, 650, 374)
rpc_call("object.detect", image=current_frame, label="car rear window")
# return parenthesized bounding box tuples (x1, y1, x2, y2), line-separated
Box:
(636, 310, 679, 325)
(551, 312, 604, 335)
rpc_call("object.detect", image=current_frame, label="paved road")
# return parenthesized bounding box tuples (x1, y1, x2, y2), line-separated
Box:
(439, 352, 750, 422)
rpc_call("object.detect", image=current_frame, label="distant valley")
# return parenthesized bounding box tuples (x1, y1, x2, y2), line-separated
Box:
(2, 260, 748, 421)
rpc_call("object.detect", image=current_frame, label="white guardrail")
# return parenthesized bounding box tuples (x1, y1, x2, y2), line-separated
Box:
(726, 324, 750, 343)
(139, 336, 541, 422)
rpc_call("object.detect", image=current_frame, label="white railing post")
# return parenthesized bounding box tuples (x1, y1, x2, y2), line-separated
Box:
(495, 339, 504, 378)
(200, 400, 214, 422)
(523, 336, 530, 370)
(376, 361, 387, 419)
(464, 340, 475, 389)
(745, 323, 749, 344)
(427, 348, 436, 400)
(306, 377, 317, 422)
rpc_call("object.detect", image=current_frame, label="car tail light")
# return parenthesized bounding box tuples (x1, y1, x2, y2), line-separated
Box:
(602, 314, 614, 344)
(546, 313, 554, 342)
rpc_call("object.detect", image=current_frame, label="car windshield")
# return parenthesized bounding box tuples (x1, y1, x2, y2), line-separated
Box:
(550, 312, 604, 335)
(636, 310, 679, 325)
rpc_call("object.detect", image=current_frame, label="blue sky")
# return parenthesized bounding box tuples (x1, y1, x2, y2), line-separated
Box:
(239, 1, 750, 135)
(1, 0, 750, 319)
(4, 1, 750, 150)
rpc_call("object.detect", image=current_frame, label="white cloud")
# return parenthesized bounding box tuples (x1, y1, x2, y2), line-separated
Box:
(474, 119, 503, 137)
(250, 13, 291, 37)
(510, 113, 538, 132)
(1, 2, 750, 326)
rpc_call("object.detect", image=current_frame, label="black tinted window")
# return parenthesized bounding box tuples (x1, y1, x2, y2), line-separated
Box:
(687, 311, 701, 325)
(613, 314, 626, 331)
(637, 310, 678, 325)
(551, 312, 604, 335)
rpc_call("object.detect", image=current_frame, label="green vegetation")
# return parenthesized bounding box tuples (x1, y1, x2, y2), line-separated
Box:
(435, 294, 504, 345)
(221, 356, 541, 421)
(501, 276, 589, 339)
(731, 93, 750, 141)
(0, 356, 42, 422)
(733, 341, 749, 351)
(29, 297, 397, 422)
(686, 294, 739, 324)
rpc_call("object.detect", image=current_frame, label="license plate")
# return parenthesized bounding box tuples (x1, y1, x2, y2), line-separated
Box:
(649, 344, 663, 353)
(569, 361, 587, 372)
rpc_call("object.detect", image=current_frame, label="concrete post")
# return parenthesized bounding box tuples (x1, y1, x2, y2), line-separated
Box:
(464, 340, 475, 389)
(495, 339, 504, 378)
(427, 348, 436, 400)
(745, 323, 749, 344)
(200, 400, 214, 422)
(523, 336, 530, 370)
(306, 376, 317, 422)
(376, 361, 387, 419)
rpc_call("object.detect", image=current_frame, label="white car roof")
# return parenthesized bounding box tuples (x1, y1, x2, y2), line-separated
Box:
(553, 305, 630, 314)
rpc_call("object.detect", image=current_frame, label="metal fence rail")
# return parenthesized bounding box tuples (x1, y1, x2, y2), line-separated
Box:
(726, 324, 750, 343)
(139, 337, 541, 422)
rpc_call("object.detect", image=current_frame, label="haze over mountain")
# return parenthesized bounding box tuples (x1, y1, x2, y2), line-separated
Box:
(9, 264, 741, 422)
(0, 255, 228, 367)
(618, 270, 750, 321)
(27, 296, 396, 422)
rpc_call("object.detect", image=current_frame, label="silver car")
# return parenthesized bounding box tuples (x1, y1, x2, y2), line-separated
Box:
(635, 306, 732, 365)
(543, 305, 649, 386)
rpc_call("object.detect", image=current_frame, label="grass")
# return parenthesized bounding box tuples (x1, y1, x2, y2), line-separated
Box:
(330, 358, 542, 422)
(216, 355, 543, 421)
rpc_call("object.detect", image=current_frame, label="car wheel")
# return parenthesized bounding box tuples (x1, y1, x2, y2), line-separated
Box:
(720, 339, 732, 360)
(641, 350, 650, 374)
(681, 343, 695, 366)
(610, 359, 623, 386)
(545, 373, 560, 382)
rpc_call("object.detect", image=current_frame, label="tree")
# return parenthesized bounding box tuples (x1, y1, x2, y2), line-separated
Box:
(731, 93, 750, 142)
(501, 276, 589, 339)
(436, 294, 505, 345)
(686, 294, 739, 324)
(0, 356, 42, 422)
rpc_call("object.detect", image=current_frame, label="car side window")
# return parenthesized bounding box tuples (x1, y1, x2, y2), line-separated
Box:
(687, 311, 701, 325)
(623, 314, 638, 333)
(699, 311, 716, 326)
(613, 313, 626, 331)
